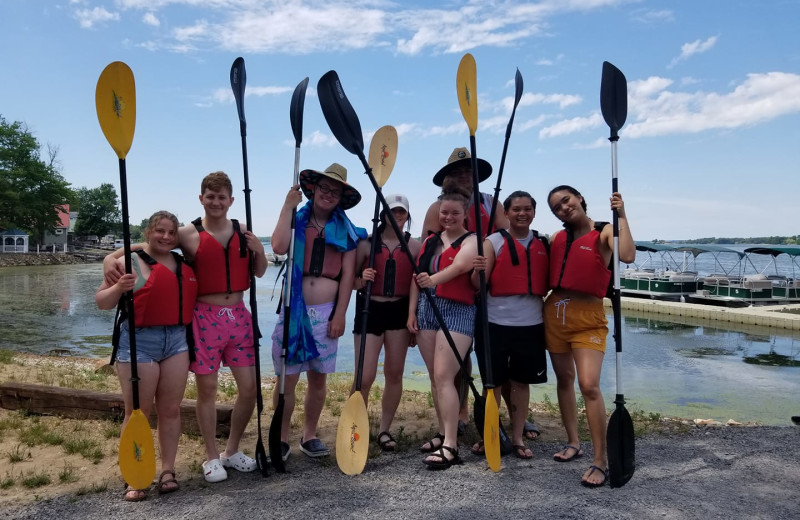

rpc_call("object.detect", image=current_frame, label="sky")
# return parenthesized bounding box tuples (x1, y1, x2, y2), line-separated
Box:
(1, 0, 799, 241)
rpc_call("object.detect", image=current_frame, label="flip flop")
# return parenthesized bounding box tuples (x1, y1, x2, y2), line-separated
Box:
(523, 420, 540, 440)
(581, 464, 609, 488)
(512, 444, 533, 459)
(553, 444, 583, 462)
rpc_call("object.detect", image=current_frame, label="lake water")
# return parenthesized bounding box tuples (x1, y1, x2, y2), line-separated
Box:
(1, 262, 798, 425)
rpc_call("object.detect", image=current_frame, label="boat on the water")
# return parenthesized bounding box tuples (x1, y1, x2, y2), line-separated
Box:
(742, 246, 800, 303)
(621, 242, 700, 301)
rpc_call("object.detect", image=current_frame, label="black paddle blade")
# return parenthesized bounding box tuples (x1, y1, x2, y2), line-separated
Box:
(600, 61, 627, 138)
(255, 437, 270, 477)
(317, 70, 365, 157)
(290, 77, 309, 147)
(607, 400, 635, 488)
(230, 57, 246, 129)
(513, 68, 523, 106)
(269, 397, 286, 473)
(793, 415, 800, 425)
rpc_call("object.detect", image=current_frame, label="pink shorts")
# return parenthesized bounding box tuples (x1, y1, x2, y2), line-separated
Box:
(190, 303, 255, 375)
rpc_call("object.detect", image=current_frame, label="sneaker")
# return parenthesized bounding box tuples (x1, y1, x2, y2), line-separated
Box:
(220, 451, 257, 472)
(202, 459, 228, 483)
(299, 437, 329, 458)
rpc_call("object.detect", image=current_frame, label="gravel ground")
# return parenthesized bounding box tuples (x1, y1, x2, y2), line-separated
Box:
(5, 425, 799, 520)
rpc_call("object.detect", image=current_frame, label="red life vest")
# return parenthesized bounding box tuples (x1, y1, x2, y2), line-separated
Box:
(489, 229, 549, 297)
(549, 222, 611, 299)
(191, 218, 250, 296)
(303, 226, 343, 281)
(371, 232, 413, 297)
(133, 250, 198, 327)
(418, 231, 475, 305)
(466, 192, 493, 239)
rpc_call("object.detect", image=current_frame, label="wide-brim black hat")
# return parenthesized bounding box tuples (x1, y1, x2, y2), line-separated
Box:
(432, 147, 492, 187)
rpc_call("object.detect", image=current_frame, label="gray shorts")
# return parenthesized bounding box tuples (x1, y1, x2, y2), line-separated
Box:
(416, 292, 476, 337)
(115, 323, 189, 363)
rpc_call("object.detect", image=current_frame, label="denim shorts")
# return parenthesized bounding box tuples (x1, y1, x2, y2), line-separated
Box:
(115, 322, 189, 363)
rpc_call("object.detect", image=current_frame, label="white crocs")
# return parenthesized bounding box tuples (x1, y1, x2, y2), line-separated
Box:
(220, 451, 257, 472)
(202, 459, 228, 483)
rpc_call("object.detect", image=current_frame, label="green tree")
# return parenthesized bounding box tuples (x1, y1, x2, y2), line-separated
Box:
(74, 183, 121, 237)
(0, 116, 74, 242)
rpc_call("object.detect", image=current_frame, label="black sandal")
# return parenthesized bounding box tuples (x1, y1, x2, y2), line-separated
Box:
(377, 431, 397, 452)
(423, 445, 462, 470)
(419, 432, 445, 453)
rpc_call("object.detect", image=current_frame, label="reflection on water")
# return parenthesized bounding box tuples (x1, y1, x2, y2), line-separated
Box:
(1, 263, 799, 425)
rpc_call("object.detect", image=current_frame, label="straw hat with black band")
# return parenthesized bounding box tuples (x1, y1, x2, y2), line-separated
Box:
(299, 162, 362, 210)
(432, 147, 492, 187)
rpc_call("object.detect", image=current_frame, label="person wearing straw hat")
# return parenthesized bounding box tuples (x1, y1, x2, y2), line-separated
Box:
(271, 163, 367, 459)
(351, 194, 422, 452)
(421, 147, 508, 439)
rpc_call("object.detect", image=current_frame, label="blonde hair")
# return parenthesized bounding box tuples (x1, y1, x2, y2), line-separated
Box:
(143, 211, 180, 243)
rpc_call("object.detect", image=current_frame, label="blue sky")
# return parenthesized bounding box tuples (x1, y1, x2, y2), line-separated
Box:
(1, 0, 798, 240)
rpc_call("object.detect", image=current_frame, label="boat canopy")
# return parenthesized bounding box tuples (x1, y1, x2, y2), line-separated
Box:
(743, 246, 800, 257)
(634, 241, 677, 253)
(667, 244, 745, 258)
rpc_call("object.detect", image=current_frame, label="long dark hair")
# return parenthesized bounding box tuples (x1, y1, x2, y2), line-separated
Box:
(377, 208, 412, 236)
(547, 185, 587, 229)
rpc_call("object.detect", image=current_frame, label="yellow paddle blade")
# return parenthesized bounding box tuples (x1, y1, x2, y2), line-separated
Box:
(368, 125, 398, 188)
(95, 61, 136, 159)
(335, 393, 370, 475)
(483, 389, 501, 472)
(456, 53, 478, 136)
(119, 409, 156, 489)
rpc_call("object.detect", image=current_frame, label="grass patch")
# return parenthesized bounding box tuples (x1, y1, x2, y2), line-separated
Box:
(63, 436, 103, 463)
(19, 423, 65, 447)
(59, 462, 79, 484)
(74, 480, 108, 496)
(7, 443, 29, 463)
(0, 349, 14, 364)
(21, 469, 51, 489)
(103, 421, 121, 439)
(0, 472, 14, 489)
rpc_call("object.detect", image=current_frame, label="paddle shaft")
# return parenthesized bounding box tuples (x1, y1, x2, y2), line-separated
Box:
(355, 195, 381, 391)
(610, 136, 624, 400)
(468, 136, 494, 389)
(279, 146, 301, 395)
(118, 157, 140, 409)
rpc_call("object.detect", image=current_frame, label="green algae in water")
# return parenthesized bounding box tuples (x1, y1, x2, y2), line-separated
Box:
(743, 351, 800, 367)
(677, 347, 737, 358)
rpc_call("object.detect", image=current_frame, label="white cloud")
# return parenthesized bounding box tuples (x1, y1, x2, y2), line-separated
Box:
(631, 9, 674, 23)
(212, 85, 294, 103)
(307, 130, 340, 147)
(142, 12, 160, 27)
(626, 72, 800, 138)
(669, 36, 718, 68)
(540, 112, 603, 138)
(73, 7, 119, 29)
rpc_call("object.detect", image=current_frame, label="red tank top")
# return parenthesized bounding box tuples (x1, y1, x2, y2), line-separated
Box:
(489, 229, 549, 297)
(549, 225, 610, 299)
(133, 250, 198, 326)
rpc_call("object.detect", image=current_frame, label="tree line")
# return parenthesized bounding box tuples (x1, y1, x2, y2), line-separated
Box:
(1, 115, 133, 244)
(654, 237, 799, 245)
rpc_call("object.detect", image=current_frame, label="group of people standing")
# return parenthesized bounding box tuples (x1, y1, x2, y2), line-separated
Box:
(98, 145, 634, 501)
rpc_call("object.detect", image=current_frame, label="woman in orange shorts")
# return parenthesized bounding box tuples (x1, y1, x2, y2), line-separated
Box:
(544, 185, 634, 487)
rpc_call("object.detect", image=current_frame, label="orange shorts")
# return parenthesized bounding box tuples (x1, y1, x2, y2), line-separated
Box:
(544, 296, 608, 354)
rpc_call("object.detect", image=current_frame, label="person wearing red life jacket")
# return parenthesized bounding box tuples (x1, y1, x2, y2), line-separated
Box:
(96, 211, 198, 500)
(421, 147, 508, 436)
(103, 172, 269, 484)
(351, 194, 422, 452)
(545, 185, 634, 488)
(470, 191, 549, 460)
(409, 192, 482, 469)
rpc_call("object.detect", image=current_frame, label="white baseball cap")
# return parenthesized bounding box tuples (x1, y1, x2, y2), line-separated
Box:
(386, 193, 409, 213)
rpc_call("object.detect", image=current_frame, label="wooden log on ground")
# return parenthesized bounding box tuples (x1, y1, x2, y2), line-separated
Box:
(0, 382, 232, 437)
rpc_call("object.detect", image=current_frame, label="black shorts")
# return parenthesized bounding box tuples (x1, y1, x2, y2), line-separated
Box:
(474, 322, 547, 386)
(352, 292, 410, 336)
